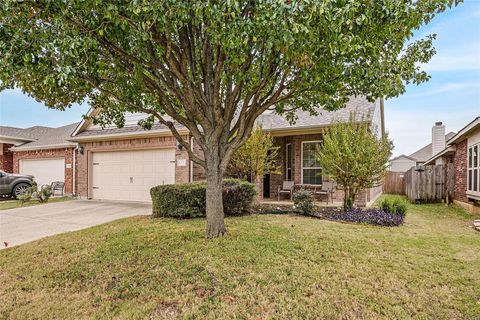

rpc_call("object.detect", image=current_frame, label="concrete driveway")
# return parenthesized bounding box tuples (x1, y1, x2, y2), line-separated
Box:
(0, 200, 151, 249)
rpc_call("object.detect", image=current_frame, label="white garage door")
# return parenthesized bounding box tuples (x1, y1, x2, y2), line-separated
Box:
(20, 158, 65, 188)
(91, 149, 176, 202)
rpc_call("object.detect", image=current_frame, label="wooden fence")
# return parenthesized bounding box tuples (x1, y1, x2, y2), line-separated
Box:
(383, 171, 405, 195)
(403, 164, 454, 203)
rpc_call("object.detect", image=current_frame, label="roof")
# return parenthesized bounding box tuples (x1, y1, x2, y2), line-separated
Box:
(10, 123, 79, 151)
(71, 122, 187, 141)
(70, 96, 379, 140)
(424, 146, 457, 165)
(389, 154, 417, 162)
(257, 96, 377, 131)
(446, 116, 480, 145)
(408, 131, 456, 163)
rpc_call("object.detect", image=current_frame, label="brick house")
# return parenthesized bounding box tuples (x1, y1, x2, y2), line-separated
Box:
(0, 124, 78, 194)
(425, 117, 480, 214)
(1, 96, 385, 205)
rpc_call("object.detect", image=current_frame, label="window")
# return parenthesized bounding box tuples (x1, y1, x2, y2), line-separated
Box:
(285, 143, 293, 181)
(468, 144, 479, 193)
(301, 141, 322, 185)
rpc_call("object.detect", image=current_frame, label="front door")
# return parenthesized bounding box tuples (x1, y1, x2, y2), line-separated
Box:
(263, 174, 270, 198)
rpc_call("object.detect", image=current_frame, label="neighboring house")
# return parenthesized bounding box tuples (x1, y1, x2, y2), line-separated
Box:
(425, 117, 480, 214)
(388, 155, 417, 172)
(1, 96, 384, 206)
(388, 122, 455, 172)
(0, 124, 78, 194)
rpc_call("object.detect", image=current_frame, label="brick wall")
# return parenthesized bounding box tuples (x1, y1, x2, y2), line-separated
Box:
(453, 139, 468, 203)
(266, 133, 380, 207)
(192, 139, 206, 181)
(0, 143, 14, 173)
(12, 148, 74, 194)
(76, 136, 190, 198)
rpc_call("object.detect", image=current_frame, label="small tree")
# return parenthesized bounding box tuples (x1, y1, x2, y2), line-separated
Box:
(227, 126, 279, 184)
(316, 114, 392, 211)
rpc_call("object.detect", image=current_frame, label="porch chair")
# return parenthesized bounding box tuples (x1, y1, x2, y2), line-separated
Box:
(313, 181, 335, 204)
(50, 181, 65, 197)
(277, 181, 295, 201)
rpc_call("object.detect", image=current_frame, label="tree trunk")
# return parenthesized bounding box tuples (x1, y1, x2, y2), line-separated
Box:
(205, 154, 227, 238)
(343, 188, 355, 212)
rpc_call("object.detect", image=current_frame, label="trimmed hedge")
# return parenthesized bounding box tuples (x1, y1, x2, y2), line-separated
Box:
(150, 178, 256, 218)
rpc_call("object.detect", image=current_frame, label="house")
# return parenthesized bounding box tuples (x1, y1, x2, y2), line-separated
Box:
(1, 96, 384, 206)
(388, 122, 455, 172)
(0, 124, 78, 194)
(388, 155, 417, 172)
(425, 117, 480, 214)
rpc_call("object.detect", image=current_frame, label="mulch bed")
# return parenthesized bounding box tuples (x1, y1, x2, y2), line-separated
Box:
(253, 203, 405, 227)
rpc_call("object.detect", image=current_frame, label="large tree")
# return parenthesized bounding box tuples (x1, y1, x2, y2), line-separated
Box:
(0, 1, 457, 237)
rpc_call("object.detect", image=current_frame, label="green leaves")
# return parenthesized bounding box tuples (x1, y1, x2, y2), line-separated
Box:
(316, 112, 393, 208)
(227, 126, 280, 181)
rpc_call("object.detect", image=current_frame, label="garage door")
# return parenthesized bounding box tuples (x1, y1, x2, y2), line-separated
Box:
(20, 158, 65, 188)
(91, 149, 176, 202)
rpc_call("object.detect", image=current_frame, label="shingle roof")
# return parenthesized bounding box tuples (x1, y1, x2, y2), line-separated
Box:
(73, 122, 185, 138)
(409, 131, 456, 163)
(71, 96, 377, 139)
(257, 96, 377, 130)
(10, 123, 79, 150)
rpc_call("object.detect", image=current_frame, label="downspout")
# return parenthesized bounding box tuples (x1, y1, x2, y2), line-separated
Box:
(189, 137, 194, 183)
(73, 144, 78, 196)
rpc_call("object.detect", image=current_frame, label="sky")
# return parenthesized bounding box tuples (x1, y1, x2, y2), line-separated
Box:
(0, 2, 479, 157)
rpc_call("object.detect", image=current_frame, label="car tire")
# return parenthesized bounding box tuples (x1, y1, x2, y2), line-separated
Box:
(12, 183, 30, 199)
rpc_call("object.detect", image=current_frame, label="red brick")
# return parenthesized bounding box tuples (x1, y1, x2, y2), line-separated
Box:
(0, 143, 14, 173)
(12, 148, 75, 194)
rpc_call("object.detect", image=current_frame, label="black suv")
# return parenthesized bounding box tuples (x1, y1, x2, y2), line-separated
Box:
(0, 170, 34, 198)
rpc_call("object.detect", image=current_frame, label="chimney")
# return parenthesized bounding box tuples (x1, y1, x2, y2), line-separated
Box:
(432, 122, 446, 156)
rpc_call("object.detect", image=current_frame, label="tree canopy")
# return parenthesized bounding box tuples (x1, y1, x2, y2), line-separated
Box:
(316, 114, 392, 211)
(227, 126, 279, 183)
(0, 0, 458, 236)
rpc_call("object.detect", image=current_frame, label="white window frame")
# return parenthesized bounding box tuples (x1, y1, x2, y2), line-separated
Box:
(467, 143, 480, 197)
(301, 140, 323, 185)
(285, 143, 293, 181)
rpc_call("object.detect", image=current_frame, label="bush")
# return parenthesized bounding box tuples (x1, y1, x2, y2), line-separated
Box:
(321, 207, 404, 226)
(16, 184, 37, 205)
(150, 178, 256, 218)
(380, 198, 408, 216)
(292, 189, 314, 215)
(35, 185, 53, 203)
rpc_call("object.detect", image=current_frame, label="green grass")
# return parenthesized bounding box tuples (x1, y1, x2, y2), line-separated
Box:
(0, 195, 479, 319)
(0, 196, 74, 211)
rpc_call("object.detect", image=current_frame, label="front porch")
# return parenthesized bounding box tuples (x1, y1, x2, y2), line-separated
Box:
(259, 132, 381, 208)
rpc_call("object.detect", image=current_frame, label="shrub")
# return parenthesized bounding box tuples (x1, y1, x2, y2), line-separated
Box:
(150, 179, 256, 218)
(322, 207, 404, 226)
(16, 184, 37, 205)
(380, 198, 408, 216)
(35, 185, 53, 203)
(292, 189, 314, 215)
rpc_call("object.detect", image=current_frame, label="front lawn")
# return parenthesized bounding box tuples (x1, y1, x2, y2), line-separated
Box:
(0, 195, 479, 319)
(0, 196, 74, 211)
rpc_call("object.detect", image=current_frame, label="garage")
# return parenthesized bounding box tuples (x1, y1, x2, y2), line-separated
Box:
(90, 148, 176, 202)
(19, 158, 65, 188)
